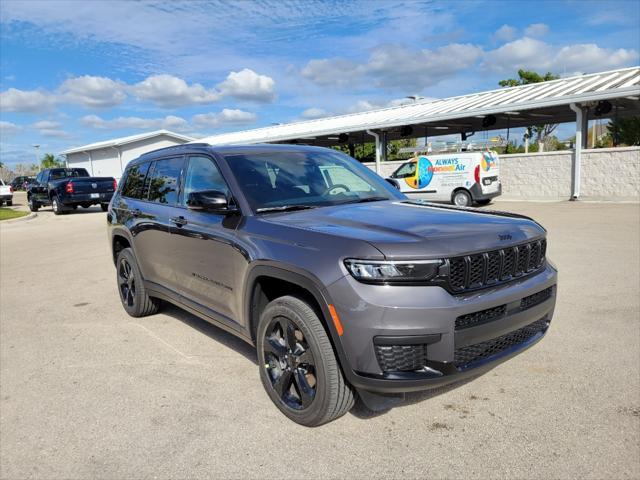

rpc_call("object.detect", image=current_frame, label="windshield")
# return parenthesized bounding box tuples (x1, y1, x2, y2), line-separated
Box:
(224, 150, 403, 212)
(49, 168, 90, 180)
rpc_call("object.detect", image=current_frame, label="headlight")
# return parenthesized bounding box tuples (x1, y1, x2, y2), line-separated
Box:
(344, 259, 443, 284)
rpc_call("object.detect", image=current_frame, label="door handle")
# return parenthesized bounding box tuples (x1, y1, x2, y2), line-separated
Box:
(170, 216, 187, 226)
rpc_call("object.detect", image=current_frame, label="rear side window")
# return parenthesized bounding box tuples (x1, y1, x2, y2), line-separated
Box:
(147, 157, 184, 205)
(121, 162, 151, 199)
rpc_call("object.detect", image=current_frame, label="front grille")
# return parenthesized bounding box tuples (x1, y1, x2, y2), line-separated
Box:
(455, 304, 507, 330)
(374, 344, 427, 372)
(454, 318, 549, 368)
(448, 238, 546, 293)
(521, 286, 553, 310)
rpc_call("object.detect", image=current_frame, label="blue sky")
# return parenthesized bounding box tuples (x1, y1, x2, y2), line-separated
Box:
(1, 0, 639, 167)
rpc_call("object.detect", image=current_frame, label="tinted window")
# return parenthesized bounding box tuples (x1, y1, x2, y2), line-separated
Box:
(49, 168, 90, 180)
(121, 162, 151, 199)
(225, 150, 401, 211)
(181, 156, 228, 206)
(147, 157, 183, 205)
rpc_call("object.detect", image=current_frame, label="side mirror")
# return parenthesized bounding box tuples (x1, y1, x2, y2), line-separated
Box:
(186, 190, 238, 214)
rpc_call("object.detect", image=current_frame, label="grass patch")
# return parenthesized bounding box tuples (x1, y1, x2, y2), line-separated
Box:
(0, 208, 30, 221)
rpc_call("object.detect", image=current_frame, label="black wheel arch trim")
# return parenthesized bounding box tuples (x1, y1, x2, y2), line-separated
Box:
(243, 263, 355, 384)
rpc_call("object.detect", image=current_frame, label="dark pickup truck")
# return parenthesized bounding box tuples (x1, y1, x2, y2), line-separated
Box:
(28, 167, 116, 214)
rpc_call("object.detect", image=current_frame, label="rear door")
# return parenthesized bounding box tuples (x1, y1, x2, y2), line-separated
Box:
(32, 170, 49, 203)
(169, 154, 244, 325)
(479, 151, 500, 195)
(128, 156, 185, 294)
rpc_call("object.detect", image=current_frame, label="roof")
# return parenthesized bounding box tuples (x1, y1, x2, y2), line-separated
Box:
(197, 66, 640, 146)
(128, 142, 328, 166)
(61, 130, 195, 155)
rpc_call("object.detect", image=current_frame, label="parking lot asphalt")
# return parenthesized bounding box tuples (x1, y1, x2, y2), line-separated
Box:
(1, 200, 638, 479)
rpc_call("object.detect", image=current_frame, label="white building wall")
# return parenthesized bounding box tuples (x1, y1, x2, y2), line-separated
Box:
(65, 134, 190, 181)
(364, 147, 640, 202)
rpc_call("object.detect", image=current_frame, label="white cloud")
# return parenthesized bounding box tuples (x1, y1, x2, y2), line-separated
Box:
(131, 75, 221, 108)
(301, 43, 483, 91)
(192, 109, 257, 129)
(300, 107, 329, 119)
(59, 75, 127, 108)
(218, 68, 276, 102)
(494, 24, 517, 42)
(0, 88, 56, 112)
(31, 120, 70, 138)
(301, 59, 364, 88)
(524, 23, 550, 37)
(0, 120, 22, 136)
(81, 109, 256, 132)
(484, 37, 639, 74)
(81, 114, 190, 131)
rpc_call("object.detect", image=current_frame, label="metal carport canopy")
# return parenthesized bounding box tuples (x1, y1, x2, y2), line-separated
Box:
(198, 66, 640, 147)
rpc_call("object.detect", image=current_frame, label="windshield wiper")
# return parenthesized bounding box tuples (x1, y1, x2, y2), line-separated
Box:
(256, 204, 318, 213)
(341, 196, 389, 205)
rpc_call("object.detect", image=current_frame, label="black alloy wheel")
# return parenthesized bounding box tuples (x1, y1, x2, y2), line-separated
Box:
(118, 257, 136, 308)
(263, 316, 317, 410)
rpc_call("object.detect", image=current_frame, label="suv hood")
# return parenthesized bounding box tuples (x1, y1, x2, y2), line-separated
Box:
(264, 200, 545, 258)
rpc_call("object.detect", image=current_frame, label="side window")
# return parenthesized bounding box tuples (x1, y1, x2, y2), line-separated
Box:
(392, 161, 416, 178)
(181, 156, 229, 206)
(121, 162, 151, 199)
(147, 157, 184, 205)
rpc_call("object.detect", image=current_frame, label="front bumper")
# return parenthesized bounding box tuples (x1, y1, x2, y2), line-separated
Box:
(325, 262, 557, 393)
(61, 192, 113, 205)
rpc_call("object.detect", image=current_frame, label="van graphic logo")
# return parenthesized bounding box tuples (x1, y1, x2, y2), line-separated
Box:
(91, 183, 97, 188)
(499, 234, 512, 241)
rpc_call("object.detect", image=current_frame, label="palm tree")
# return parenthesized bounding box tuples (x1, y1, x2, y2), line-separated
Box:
(40, 153, 63, 169)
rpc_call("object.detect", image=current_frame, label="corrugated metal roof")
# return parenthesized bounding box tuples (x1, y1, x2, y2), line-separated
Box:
(61, 130, 195, 155)
(198, 66, 640, 145)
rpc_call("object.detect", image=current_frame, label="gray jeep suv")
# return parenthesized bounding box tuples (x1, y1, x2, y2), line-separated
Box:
(107, 143, 557, 426)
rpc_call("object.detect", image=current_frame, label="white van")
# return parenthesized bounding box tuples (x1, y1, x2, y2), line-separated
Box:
(386, 151, 501, 206)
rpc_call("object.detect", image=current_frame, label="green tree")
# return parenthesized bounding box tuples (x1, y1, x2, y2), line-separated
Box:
(40, 153, 64, 169)
(499, 69, 560, 151)
(607, 116, 640, 146)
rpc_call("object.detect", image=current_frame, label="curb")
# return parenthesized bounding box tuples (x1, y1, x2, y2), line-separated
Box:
(0, 212, 38, 224)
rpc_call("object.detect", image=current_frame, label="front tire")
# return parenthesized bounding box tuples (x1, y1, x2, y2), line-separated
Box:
(452, 189, 472, 207)
(257, 296, 354, 427)
(116, 247, 160, 317)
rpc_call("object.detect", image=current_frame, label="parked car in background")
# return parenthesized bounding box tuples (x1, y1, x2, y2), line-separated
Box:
(108, 143, 557, 426)
(27, 168, 116, 214)
(0, 179, 13, 206)
(387, 151, 502, 206)
(10, 176, 36, 191)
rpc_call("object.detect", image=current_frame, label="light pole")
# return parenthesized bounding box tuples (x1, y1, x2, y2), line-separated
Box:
(33, 145, 40, 170)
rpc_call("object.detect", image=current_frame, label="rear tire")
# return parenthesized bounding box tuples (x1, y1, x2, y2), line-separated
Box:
(257, 295, 354, 426)
(28, 196, 39, 212)
(101, 203, 109, 212)
(51, 196, 64, 215)
(452, 189, 472, 207)
(116, 247, 160, 317)
(6, 200, 12, 206)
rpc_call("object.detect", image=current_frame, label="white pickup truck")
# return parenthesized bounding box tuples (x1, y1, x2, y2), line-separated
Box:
(0, 179, 14, 206)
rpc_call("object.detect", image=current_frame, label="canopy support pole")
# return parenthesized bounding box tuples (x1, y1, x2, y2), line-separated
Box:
(367, 129, 381, 174)
(569, 103, 584, 200)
